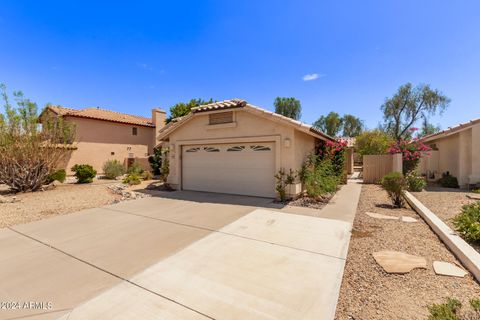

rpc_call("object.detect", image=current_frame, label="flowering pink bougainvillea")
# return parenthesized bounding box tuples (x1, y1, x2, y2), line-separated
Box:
(388, 137, 431, 173)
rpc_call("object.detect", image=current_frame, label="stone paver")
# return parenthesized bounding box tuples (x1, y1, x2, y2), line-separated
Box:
(373, 250, 427, 274)
(433, 261, 468, 278)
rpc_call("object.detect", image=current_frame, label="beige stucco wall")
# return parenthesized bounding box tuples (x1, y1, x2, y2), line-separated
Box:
(420, 123, 480, 186)
(61, 117, 155, 174)
(163, 109, 318, 192)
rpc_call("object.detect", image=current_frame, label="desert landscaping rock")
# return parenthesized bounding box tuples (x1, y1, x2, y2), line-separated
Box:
(467, 194, 480, 200)
(373, 250, 427, 274)
(0, 183, 121, 228)
(433, 261, 468, 278)
(336, 184, 480, 320)
(108, 183, 151, 202)
(0, 195, 20, 204)
(365, 211, 399, 220)
(400, 216, 418, 223)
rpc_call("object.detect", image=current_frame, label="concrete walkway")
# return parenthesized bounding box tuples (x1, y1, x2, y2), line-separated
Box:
(0, 180, 361, 320)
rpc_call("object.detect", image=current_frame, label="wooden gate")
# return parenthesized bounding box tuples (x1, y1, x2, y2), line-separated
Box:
(363, 154, 402, 183)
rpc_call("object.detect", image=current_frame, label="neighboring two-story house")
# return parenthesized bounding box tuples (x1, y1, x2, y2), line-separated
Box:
(40, 105, 166, 174)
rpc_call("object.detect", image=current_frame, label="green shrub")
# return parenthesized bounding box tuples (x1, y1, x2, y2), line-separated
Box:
(148, 147, 162, 175)
(275, 168, 296, 202)
(303, 159, 339, 198)
(127, 163, 144, 175)
(427, 298, 462, 320)
(102, 160, 125, 179)
(123, 173, 141, 185)
(142, 171, 153, 180)
(46, 169, 66, 183)
(472, 189, 480, 194)
(426, 298, 480, 320)
(406, 171, 427, 192)
(381, 172, 406, 208)
(71, 164, 96, 183)
(439, 174, 459, 188)
(453, 202, 480, 242)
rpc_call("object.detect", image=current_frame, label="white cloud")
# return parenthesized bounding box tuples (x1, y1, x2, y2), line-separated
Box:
(137, 63, 153, 71)
(302, 73, 325, 81)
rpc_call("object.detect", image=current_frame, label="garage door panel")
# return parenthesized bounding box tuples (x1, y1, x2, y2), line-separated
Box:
(182, 143, 275, 198)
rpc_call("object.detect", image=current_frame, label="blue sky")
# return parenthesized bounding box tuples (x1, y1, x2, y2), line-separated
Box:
(1, 1, 479, 129)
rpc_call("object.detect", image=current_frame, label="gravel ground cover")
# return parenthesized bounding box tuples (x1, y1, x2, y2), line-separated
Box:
(412, 186, 479, 230)
(335, 184, 480, 320)
(0, 183, 120, 228)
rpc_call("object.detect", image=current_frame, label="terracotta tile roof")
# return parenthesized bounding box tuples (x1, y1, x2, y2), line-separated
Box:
(158, 99, 334, 142)
(421, 118, 480, 142)
(191, 99, 247, 113)
(45, 105, 154, 127)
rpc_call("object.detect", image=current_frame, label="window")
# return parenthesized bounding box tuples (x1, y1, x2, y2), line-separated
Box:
(204, 147, 220, 152)
(250, 145, 271, 151)
(209, 112, 233, 125)
(227, 146, 245, 152)
(132, 127, 138, 135)
(186, 147, 200, 153)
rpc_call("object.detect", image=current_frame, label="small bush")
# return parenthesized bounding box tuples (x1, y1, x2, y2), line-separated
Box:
(275, 168, 296, 202)
(71, 164, 96, 183)
(148, 147, 162, 175)
(46, 169, 66, 183)
(439, 174, 459, 188)
(303, 159, 339, 198)
(381, 172, 406, 208)
(142, 171, 153, 180)
(453, 202, 480, 242)
(406, 171, 427, 192)
(123, 173, 141, 185)
(472, 189, 480, 194)
(127, 163, 144, 175)
(426, 298, 480, 320)
(427, 298, 462, 320)
(102, 160, 125, 179)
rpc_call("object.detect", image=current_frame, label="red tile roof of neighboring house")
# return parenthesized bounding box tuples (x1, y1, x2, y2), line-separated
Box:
(421, 118, 480, 142)
(44, 105, 154, 127)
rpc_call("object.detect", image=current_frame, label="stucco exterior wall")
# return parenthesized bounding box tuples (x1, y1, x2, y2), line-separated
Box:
(164, 109, 318, 190)
(61, 117, 155, 174)
(420, 123, 480, 186)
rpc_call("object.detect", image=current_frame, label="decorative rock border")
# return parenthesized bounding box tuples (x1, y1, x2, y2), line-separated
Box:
(404, 191, 480, 282)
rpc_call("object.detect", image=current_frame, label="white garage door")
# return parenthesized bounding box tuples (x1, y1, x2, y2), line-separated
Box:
(182, 143, 276, 198)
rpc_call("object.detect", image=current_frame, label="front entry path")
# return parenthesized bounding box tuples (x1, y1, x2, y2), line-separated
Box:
(0, 180, 361, 320)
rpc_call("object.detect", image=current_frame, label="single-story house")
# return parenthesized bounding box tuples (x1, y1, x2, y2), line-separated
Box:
(40, 106, 166, 173)
(156, 99, 333, 198)
(419, 118, 480, 187)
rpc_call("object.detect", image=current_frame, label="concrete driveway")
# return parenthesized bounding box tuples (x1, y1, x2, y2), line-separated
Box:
(0, 182, 361, 320)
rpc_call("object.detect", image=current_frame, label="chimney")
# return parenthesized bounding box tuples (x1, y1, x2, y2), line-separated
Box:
(151, 108, 167, 152)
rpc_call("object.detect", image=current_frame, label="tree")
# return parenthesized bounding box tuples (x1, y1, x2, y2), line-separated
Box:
(313, 112, 343, 137)
(0, 84, 75, 192)
(342, 114, 364, 137)
(274, 97, 301, 120)
(381, 83, 450, 141)
(355, 130, 393, 156)
(166, 98, 214, 123)
(418, 118, 441, 138)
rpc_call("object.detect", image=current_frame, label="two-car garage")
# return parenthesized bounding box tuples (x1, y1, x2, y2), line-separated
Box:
(181, 143, 276, 198)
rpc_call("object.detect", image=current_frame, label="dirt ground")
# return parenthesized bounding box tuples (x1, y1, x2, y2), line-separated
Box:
(335, 184, 480, 320)
(0, 182, 120, 228)
(412, 186, 479, 230)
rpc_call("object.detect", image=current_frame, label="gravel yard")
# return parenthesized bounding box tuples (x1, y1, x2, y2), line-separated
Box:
(412, 186, 479, 230)
(335, 184, 480, 320)
(0, 182, 120, 228)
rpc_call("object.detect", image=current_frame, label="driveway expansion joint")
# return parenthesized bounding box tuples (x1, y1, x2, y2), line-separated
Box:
(102, 206, 347, 261)
(7, 226, 217, 320)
